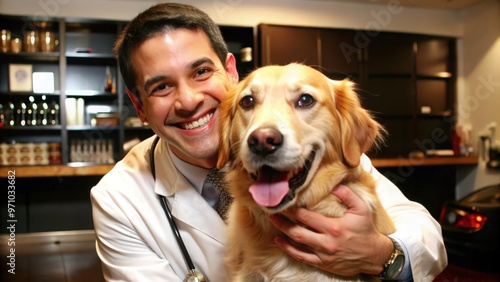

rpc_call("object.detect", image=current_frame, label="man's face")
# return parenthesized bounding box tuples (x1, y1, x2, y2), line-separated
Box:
(129, 28, 238, 168)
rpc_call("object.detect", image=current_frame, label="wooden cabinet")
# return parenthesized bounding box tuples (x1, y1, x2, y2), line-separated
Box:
(416, 38, 453, 75)
(363, 34, 456, 157)
(364, 33, 414, 75)
(415, 37, 456, 116)
(258, 25, 359, 80)
(259, 24, 320, 67)
(258, 24, 457, 158)
(319, 29, 361, 79)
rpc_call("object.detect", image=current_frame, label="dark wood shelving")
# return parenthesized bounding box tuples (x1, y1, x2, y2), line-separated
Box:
(66, 125, 119, 131)
(0, 90, 61, 96)
(1, 125, 62, 130)
(1, 14, 255, 167)
(0, 52, 60, 62)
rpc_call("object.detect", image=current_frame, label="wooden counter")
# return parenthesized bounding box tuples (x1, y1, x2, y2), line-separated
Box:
(1, 156, 478, 178)
(1, 163, 115, 178)
(371, 156, 479, 168)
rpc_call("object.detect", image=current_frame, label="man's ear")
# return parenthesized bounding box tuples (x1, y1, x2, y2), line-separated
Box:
(225, 53, 239, 85)
(126, 88, 147, 124)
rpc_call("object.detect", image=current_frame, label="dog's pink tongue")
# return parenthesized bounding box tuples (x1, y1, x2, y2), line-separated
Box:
(249, 168, 289, 207)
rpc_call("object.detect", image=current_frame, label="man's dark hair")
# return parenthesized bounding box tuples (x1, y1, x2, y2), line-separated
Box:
(114, 3, 229, 99)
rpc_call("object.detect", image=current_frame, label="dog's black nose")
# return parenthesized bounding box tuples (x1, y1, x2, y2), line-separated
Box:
(248, 127, 283, 155)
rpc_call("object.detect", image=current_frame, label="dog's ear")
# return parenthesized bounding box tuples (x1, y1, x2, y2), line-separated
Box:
(332, 79, 381, 168)
(217, 84, 237, 169)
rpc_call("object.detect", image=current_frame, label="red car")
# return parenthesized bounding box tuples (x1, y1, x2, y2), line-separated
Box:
(439, 184, 500, 272)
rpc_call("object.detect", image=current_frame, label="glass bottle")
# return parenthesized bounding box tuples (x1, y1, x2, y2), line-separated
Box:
(0, 103, 4, 127)
(104, 66, 114, 93)
(27, 96, 37, 126)
(15, 100, 27, 126)
(6, 102, 15, 126)
(37, 95, 48, 125)
(48, 100, 59, 125)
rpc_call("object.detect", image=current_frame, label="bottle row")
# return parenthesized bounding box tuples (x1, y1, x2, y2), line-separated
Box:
(70, 139, 114, 164)
(0, 95, 60, 127)
(1, 28, 58, 53)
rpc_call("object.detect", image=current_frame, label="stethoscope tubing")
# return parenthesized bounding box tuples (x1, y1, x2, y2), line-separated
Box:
(149, 135, 197, 272)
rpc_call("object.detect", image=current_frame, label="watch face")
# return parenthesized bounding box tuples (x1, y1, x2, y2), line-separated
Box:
(387, 255, 405, 279)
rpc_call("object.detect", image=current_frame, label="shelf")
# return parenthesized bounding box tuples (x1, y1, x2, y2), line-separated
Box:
(417, 112, 453, 118)
(0, 52, 60, 62)
(1, 157, 478, 178)
(124, 126, 152, 131)
(66, 53, 116, 65)
(66, 52, 115, 59)
(0, 90, 61, 96)
(65, 90, 116, 97)
(0, 164, 114, 178)
(1, 125, 62, 130)
(416, 73, 453, 79)
(66, 125, 119, 131)
(372, 156, 478, 168)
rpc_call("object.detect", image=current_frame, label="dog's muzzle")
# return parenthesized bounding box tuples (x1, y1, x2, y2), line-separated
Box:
(248, 150, 316, 210)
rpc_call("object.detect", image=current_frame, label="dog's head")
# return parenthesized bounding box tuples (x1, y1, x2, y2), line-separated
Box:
(217, 63, 382, 213)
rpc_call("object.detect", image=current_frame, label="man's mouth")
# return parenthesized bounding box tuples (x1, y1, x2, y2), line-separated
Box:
(248, 150, 316, 209)
(178, 112, 213, 130)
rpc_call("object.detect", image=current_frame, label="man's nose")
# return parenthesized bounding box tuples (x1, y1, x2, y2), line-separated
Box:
(174, 84, 204, 112)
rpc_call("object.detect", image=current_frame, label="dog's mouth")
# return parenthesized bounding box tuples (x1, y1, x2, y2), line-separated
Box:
(248, 150, 316, 209)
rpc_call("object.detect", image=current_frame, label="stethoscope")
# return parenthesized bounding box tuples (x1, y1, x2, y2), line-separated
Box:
(149, 136, 207, 282)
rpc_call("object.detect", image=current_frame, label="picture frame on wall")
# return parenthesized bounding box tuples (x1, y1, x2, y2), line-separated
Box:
(9, 64, 32, 92)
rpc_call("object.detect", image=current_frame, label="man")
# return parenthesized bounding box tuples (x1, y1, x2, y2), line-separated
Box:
(91, 3, 447, 281)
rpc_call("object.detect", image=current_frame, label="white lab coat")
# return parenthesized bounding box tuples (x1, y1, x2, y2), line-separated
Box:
(91, 135, 447, 282)
(91, 136, 227, 281)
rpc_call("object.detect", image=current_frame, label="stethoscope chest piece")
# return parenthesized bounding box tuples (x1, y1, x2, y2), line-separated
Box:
(184, 270, 206, 282)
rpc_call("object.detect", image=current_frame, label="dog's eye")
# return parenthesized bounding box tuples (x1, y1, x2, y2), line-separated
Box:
(239, 95, 255, 109)
(296, 94, 315, 108)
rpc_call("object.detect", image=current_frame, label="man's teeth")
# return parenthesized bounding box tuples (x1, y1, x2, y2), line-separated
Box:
(181, 113, 213, 129)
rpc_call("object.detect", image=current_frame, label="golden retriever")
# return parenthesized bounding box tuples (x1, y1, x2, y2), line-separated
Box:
(217, 63, 395, 282)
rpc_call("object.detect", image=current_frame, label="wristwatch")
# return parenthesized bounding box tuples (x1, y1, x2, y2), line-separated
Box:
(376, 237, 405, 280)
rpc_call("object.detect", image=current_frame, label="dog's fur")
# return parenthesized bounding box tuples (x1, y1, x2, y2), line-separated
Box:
(217, 63, 395, 282)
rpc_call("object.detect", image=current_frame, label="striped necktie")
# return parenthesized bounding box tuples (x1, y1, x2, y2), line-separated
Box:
(202, 169, 232, 221)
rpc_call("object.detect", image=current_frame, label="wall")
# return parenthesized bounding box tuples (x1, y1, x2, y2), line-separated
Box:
(456, 0, 500, 197)
(1, 0, 499, 197)
(0, 0, 463, 36)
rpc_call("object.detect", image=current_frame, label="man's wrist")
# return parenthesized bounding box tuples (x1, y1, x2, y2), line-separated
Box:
(376, 236, 405, 280)
(383, 235, 413, 281)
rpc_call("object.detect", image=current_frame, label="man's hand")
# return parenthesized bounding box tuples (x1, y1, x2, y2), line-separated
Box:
(269, 184, 393, 277)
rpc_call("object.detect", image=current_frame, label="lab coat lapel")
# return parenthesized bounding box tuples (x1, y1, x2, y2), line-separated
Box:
(172, 187, 227, 244)
(151, 138, 227, 244)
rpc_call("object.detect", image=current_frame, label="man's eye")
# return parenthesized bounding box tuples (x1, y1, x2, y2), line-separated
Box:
(150, 84, 172, 96)
(194, 68, 213, 79)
